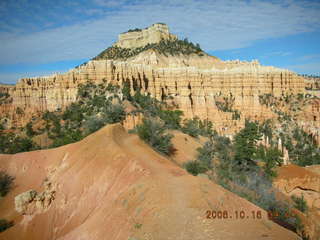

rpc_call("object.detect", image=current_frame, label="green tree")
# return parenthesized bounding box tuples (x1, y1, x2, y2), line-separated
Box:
(62, 103, 84, 122)
(181, 118, 201, 138)
(184, 160, 207, 176)
(256, 145, 282, 180)
(234, 120, 262, 171)
(0, 171, 14, 197)
(136, 118, 174, 155)
(158, 110, 183, 129)
(122, 81, 132, 100)
(104, 104, 126, 124)
(0, 219, 14, 233)
(26, 122, 35, 137)
(196, 141, 215, 169)
(292, 194, 308, 213)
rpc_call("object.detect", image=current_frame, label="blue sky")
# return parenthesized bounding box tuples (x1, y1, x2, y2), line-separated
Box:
(0, 0, 319, 84)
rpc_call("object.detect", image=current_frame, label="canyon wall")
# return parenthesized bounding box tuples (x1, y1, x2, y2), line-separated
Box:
(0, 23, 318, 136)
(0, 51, 313, 134)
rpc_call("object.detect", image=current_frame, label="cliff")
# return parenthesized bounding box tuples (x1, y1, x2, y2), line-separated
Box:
(0, 52, 309, 131)
(0, 24, 318, 136)
(114, 23, 177, 49)
(305, 76, 320, 98)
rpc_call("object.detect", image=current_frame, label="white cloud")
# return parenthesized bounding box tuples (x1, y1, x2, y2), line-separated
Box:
(299, 54, 320, 61)
(0, 0, 319, 65)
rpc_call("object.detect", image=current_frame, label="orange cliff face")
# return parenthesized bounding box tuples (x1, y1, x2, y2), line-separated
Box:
(0, 124, 300, 240)
(0, 52, 309, 131)
(0, 23, 317, 135)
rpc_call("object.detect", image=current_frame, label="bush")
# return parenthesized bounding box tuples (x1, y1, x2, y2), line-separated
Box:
(83, 115, 106, 134)
(91, 95, 106, 108)
(0, 132, 36, 154)
(26, 122, 35, 137)
(198, 119, 215, 136)
(0, 92, 10, 99)
(132, 91, 159, 115)
(181, 118, 202, 138)
(289, 126, 320, 166)
(126, 28, 142, 33)
(292, 194, 308, 213)
(122, 81, 132, 100)
(51, 129, 83, 148)
(196, 141, 215, 169)
(0, 171, 14, 197)
(255, 146, 282, 180)
(0, 219, 14, 233)
(182, 118, 214, 138)
(136, 118, 174, 155)
(184, 160, 207, 176)
(43, 111, 58, 122)
(62, 103, 84, 122)
(158, 110, 183, 129)
(106, 83, 120, 93)
(94, 39, 204, 61)
(104, 104, 126, 124)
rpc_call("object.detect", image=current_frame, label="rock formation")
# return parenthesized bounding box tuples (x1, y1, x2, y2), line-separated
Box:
(274, 164, 320, 239)
(14, 179, 55, 215)
(0, 23, 318, 136)
(114, 23, 177, 49)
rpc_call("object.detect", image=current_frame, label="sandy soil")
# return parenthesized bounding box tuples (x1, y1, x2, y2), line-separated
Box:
(0, 124, 299, 240)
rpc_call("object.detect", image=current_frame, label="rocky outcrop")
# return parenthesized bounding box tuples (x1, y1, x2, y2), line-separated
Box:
(305, 76, 320, 97)
(15, 190, 37, 214)
(274, 164, 320, 240)
(14, 179, 55, 215)
(0, 52, 307, 131)
(0, 23, 317, 136)
(114, 23, 177, 49)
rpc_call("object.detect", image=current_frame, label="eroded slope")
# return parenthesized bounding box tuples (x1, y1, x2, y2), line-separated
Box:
(0, 124, 299, 240)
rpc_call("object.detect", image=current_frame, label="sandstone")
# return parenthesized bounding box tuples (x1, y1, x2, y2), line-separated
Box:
(14, 190, 37, 214)
(13, 180, 55, 216)
(274, 164, 320, 240)
(114, 23, 177, 49)
(0, 55, 308, 131)
(0, 23, 318, 138)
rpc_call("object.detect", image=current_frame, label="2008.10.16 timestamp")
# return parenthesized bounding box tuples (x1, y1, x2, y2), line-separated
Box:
(205, 210, 263, 220)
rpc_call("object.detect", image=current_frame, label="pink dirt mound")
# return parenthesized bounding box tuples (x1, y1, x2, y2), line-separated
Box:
(274, 164, 320, 240)
(0, 124, 299, 240)
(170, 130, 206, 166)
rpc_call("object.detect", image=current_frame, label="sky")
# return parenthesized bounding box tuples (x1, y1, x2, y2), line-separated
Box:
(0, 0, 319, 84)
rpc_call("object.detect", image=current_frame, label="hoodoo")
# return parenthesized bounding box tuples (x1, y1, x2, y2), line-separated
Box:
(0, 23, 317, 136)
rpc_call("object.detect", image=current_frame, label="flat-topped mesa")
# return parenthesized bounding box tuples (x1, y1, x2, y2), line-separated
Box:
(224, 59, 260, 67)
(113, 23, 178, 49)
